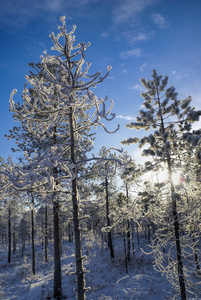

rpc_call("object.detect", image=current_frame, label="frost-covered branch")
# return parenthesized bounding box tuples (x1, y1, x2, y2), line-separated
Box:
(0, 144, 76, 193)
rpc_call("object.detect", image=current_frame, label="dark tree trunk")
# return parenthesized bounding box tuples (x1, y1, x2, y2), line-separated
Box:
(53, 196, 62, 299)
(45, 202, 48, 262)
(167, 158, 186, 300)
(42, 220, 44, 250)
(31, 193, 35, 275)
(131, 219, 135, 254)
(68, 221, 72, 243)
(69, 106, 86, 300)
(13, 203, 16, 254)
(60, 226, 63, 255)
(105, 176, 114, 260)
(136, 222, 140, 245)
(172, 197, 186, 300)
(72, 177, 85, 300)
(52, 122, 62, 299)
(21, 238, 23, 257)
(127, 219, 131, 261)
(8, 207, 11, 263)
(126, 183, 130, 261)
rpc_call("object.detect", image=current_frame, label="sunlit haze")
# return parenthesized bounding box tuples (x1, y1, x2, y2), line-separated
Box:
(148, 169, 182, 185)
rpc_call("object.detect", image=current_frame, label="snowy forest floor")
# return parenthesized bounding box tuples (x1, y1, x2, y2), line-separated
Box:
(0, 233, 200, 300)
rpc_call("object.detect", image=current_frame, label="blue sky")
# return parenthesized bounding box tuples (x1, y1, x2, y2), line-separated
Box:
(0, 0, 201, 162)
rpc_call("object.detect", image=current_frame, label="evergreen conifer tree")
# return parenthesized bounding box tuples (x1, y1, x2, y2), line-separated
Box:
(121, 70, 201, 299)
(6, 16, 120, 300)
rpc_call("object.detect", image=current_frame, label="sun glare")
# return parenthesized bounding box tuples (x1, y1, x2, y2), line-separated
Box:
(144, 169, 183, 185)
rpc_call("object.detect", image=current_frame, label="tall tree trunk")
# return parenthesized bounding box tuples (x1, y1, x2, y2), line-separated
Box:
(167, 158, 186, 300)
(172, 196, 186, 300)
(126, 183, 130, 261)
(105, 176, 114, 260)
(72, 177, 85, 300)
(42, 220, 44, 250)
(30, 193, 35, 275)
(68, 222, 72, 243)
(131, 219, 135, 254)
(60, 226, 63, 255)
(53, 196, 62, 299)
(136, 222, 140, 245)
(8, 207, 11, 263)
(53, 122, 62, 299)
(45, 202, 48, 262)
(69, 106, 86, 300)
(13, 200, 16, 254)
(127, 220, 131, 261)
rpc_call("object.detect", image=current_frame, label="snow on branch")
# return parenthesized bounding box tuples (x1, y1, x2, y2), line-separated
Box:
(0, 144, 76, 193)
(121, 137, 140, 145)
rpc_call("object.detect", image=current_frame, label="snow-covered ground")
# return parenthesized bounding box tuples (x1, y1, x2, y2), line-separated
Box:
(0, 233, 189, 299)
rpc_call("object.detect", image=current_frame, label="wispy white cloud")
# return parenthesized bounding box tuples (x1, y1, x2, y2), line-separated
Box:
(128, 84, 144, 91)
(130, 32, 150, 43)
(172, 70, 190, 80)
(134, 33, 148, 42)
(100, 31, 110, 38)
(120, 48, 142, 59)
(151, 13, 169, 28)
(139, 63, 147, 72)
(128, 31, 155, 44)
(116, 115, 136, 121)
(112, 0, 156, 25)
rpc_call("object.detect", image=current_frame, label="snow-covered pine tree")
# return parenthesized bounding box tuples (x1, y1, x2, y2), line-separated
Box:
(121, 70, 201, 299)
(6, 60, 93, 297)
(8, 16, 120, 300)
